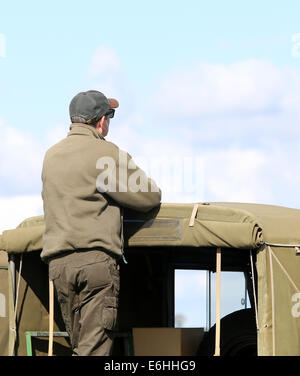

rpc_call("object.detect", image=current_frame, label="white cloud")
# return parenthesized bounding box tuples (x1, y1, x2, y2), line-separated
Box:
(0, 118, 72, 197)
(86, 45, 127, 100)
(44, 123, 70, 149)
(153, 59, 300, 119)
(139, 58, 300, 208)
(107, 110, 300, 207)
(0, 119, 45, 195)
(0, 120, 67, 234)
(0, 118, 45, 233)
(0, 195, 43, 234)
(202, 148, 270, 203)
(87, 45, 121, 78)
(127, 146, 274, 205)
(85, 45, 138, 119)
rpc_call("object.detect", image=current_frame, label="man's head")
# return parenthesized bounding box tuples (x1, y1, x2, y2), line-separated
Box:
(69, 90, 119, 136)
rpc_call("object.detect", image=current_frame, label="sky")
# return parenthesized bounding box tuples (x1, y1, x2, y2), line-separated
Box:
(1, 0, 300, 328)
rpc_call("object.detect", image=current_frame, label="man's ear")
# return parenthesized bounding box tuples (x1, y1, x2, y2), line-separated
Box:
(96, 116, 105, 130)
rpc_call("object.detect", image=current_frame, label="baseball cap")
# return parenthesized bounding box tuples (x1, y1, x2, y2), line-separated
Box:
(69, 90, 119, 124)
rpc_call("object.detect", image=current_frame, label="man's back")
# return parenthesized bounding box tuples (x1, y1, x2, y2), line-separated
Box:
(41, 123, 161, 262)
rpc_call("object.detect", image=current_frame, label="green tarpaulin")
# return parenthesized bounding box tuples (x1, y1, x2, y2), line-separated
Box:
(1, 202, 300, 356)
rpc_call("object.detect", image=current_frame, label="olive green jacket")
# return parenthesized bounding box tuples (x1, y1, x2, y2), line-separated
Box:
(40, 123, 161, 262)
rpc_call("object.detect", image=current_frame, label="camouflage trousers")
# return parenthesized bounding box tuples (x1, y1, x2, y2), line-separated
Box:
(48, 249, 120, 356)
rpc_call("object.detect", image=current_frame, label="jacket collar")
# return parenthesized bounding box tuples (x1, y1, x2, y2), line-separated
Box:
(68, 123, 105, 140)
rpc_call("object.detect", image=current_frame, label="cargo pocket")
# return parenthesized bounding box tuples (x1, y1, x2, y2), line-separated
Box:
(102, 296, 118, 331)
(108, 259, 120, 296)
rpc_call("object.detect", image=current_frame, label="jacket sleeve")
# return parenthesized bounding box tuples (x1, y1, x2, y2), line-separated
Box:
(96, 147, 161, 212)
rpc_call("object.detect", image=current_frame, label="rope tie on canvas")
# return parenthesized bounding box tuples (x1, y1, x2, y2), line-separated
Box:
(14, 254, 23, 326)
(48, 278, 54, 356)
(250, 250, 259, 330)
(189, 203, 199, 227)
(214, 248, 221, 356)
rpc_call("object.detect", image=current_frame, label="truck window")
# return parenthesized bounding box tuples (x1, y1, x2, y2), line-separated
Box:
(175, 269, 207, 329)
(175, 270, 250, 330)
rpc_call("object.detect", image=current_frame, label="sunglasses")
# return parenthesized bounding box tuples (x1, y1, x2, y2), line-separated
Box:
(105, 109, 115, 118)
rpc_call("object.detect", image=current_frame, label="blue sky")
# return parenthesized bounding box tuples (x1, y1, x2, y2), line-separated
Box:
(1, 1, 300, 328)
(1, 0, 299, 132)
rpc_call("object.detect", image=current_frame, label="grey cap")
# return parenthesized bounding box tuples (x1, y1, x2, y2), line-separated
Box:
(69, 90, 119, 124)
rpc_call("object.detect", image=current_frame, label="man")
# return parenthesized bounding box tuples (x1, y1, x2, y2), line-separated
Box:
(41, 90, 161, 356)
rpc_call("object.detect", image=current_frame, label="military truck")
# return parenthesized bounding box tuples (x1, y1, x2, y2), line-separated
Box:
(0, 202, 300, 356)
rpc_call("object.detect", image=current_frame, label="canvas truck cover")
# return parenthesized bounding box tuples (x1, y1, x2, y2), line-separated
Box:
(0, 202, 300, 355)
(0, 203, 264, 253)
